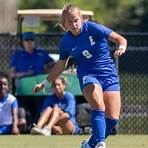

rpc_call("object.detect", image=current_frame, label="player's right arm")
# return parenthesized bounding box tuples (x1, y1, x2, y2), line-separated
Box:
(33, 59, 68, 93)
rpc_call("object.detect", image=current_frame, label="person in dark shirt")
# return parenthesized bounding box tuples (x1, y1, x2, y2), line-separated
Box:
(9, 31, 55, 78)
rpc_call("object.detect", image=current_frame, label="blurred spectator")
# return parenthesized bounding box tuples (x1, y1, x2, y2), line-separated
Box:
(31, 76, 80, 136)
(0, 72, 26, 135)
(9, 31, 55, 93)
(9, 31, 55, 78)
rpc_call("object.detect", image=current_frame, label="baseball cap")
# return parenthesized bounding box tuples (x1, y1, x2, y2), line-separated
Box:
(22, 32, 36, 41)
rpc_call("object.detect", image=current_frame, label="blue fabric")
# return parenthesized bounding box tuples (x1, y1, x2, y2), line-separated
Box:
(0, 94, 18, 110)
(9, 48, 54, 75)
(59, 21, 114, 78)
(88, 110, 106, 147)
(11, 99, 18, 109)
(59, 21, 119, 92)
(0, 94, 8, 103)
(0, 93, 18, 127)
(0, 124, 12, 134)
(22, 32, 36, 40)
(105, 118, 119, 138)
(78, 74, 120, 92)
(41, 92, 79, 131)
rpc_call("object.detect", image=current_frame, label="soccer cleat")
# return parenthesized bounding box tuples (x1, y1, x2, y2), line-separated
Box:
(95, 141, 105, 148)
(81, 140, 91, 148)
(30, 126, 42, 135)
(39, 126, 51, 136)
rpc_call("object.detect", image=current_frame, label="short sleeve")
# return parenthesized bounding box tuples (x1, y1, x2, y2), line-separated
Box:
(64, 92, 76, 117)
(87, 21, 112, 39)
(11, 99, 18, 109)
(40, 96, 54, 112)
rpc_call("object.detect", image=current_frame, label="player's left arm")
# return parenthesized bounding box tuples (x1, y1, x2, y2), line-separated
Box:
(109, 31, 127, 57)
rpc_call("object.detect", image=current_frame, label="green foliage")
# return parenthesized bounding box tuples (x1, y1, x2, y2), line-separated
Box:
(113, 0, 148, 32)
(17, 0, 59, 9)
(17, 0, 146, 32)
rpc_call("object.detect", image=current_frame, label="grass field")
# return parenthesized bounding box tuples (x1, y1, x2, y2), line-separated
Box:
(0, 135, 148, 148)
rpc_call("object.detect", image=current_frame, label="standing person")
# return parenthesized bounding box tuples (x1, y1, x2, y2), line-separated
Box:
(31, 76, 79, 136)
(33, 3, 127, 148)
(0, 72, 26, 135)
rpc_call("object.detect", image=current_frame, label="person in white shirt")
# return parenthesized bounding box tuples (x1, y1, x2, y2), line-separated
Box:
(0, 72, 26, 134)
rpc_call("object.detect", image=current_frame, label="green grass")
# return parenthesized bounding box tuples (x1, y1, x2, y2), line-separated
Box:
(0, 135, 148, 148)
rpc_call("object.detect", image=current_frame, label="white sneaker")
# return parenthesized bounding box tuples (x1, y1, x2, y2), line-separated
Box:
(40, 126, 51, 136)
(31, 127, 42, 135)
(95, 141, 105, 148)
(81, 140, 91, 148)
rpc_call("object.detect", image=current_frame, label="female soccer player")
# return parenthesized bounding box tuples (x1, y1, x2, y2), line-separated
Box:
(33, 3, 127, 148)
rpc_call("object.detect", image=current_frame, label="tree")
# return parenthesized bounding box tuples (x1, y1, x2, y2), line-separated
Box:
(113, 0, 148, 32)
(17, 0, 145, 32)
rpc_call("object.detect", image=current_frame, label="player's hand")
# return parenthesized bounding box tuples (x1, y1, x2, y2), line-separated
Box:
(33, 83, 45, 93)
(12, 126, 20, 135)
(114, 48, 126, 57)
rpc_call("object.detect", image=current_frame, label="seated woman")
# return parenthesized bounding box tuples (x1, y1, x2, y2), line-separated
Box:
(31, 76, 80, 136)
(0, 72, 26, 135)
(9, 32, 55, 94)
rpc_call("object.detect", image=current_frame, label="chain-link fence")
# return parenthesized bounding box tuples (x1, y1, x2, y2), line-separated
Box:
(118, 33, 148, 134)
(0, 32, 148, 134)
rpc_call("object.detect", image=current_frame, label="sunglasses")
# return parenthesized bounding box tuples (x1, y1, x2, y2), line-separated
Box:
(24, 38, 35, 41)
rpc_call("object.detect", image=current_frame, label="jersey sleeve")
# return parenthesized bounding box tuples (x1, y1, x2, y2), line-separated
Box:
(64, 92, 76, 117)
(11, 99, 18, 109)
(40, 96, 54, 112)
(44, 50, 54, 62)
(87, 21, 113, 39)
(47, 55, 54, 62)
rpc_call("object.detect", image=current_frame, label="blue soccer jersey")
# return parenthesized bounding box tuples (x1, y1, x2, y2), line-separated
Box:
(59, 21, 119, 91)
(41, 92, 79, 131)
